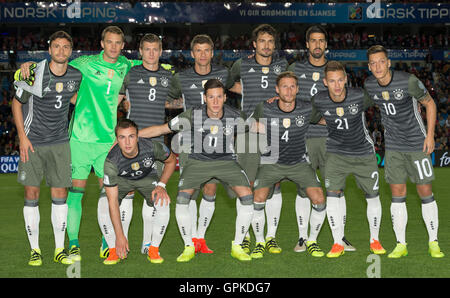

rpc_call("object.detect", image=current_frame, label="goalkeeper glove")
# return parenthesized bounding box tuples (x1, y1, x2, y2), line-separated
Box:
(14, 63, 36, 86)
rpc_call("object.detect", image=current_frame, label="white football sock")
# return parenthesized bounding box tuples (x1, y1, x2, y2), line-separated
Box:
(234, 196, 253, 245)
(420, 194, 439, 242)
(366, 195, 382, 242)
(295, 194, 311, 240)
(236, 198, 250, 239)
(326, 193, 344, 245)
(51, 198, 68, 249)
(119, 194, 134, 239)
(176, 202, 193, 246)
(251, 202, 266, 244)
(188, 199, 198, 239)
(390, 196, 407, 244)
(308, 203, 326, 242)
(339, 193, 347, 229)
(97, 192, 116, 248)
(151, 202, 170, 247)
(24, 199, 40, 250)
(142, 199, 155, 246)
(197, 195, 215, 239)
(265, 189, 282, 239)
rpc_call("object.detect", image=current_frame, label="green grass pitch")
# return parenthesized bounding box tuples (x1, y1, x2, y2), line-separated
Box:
(0, 168, 449, 278)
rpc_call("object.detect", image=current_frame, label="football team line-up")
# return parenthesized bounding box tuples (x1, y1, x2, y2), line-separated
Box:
(13, 24, 444, 266)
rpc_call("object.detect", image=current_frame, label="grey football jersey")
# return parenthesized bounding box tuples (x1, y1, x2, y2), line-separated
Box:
(120, 64, 172, 143)
(14, 64, 81, 146)
(311, 88, 374, 156)
(103, 137, 170, 185)
(288, 59, 328, 139)
(364, 71, 429, 152)
(231, 56, 288, 118)
(167, 64, 233, 111)
(253, 99, 311, 165)
(168, 104, 246, 161)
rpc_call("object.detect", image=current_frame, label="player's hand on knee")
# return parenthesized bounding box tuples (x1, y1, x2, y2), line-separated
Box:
(152, 186, 171, 206)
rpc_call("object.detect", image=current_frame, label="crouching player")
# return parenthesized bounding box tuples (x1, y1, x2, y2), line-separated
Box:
(102, 119, 176, 265)
(250, 71, 327, 259)
(140, 79, 255, 262)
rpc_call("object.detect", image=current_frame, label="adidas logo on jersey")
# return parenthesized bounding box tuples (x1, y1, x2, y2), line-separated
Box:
(300, 74, 307, 79)
(137, 79, 144, 84)
(44, 86, 51, 92)
(190, 84, 197, 89)
(324, 111, 331, 116)
(248, 68, 255, 73)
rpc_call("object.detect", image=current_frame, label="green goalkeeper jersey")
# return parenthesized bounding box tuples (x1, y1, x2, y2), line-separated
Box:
(68, 51, 141, 144)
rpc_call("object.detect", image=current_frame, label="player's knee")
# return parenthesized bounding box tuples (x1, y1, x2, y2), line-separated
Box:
(390, 184, 407, 197)
(202, 183, 217, 197)
(176, 191, 192, 205)
(307, 187, 325, 205)
(416, 183, 433, 198)
(24, 186, 40, 200)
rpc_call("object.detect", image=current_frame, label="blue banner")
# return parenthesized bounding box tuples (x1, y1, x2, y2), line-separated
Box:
(2, 49, 448, 63)
(0, 2, 448, 24)
(0, 156, 20, 173)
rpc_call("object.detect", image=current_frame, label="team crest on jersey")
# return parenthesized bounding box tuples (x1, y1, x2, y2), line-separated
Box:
(282, 118, 291, 128)
(382, 91, 390, 100)
(55, 82, 64, 93)
(336, 107, 345, 117)
(210, 125, 219, 134)
(273, 65, 282, 75)
(295, 115, 305, 127)
(107, 69, 114, 79)
(143, 157, 153, 168)
(149, 77, 157, 87)
(262, 67, 270, 74)
(312, 72, 320, 82)
(349, 104, 359, 115)
(67, 80, 76, 92)
(393, 88, 404, 100)
(131, 162, 140, 171)
(223, 125, 233, 136)
(161, 76, 169, 87)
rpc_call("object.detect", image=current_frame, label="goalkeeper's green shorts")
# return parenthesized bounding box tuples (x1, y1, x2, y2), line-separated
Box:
(70, 139, 113, 180)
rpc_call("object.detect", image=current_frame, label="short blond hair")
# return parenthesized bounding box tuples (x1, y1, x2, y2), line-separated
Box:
(101, 26, 124, 42)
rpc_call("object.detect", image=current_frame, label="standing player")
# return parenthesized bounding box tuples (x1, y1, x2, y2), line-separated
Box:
(102, 119, 176, 265)
(364, 45, 444, 258)
(249, 71, 327, 259)
(167, 34, 235, 254)
(287, 25, 355, 252)
(230, 24, 288, 253)
(140, 79, 254, 262)
(311, 61, 385, 258)
(119, 33, 173, 255)
(12, 31, 81, 266)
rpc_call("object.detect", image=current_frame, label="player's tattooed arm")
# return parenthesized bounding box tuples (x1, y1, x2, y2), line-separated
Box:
(419, 93, 437, 155)
(165, 98, 184, 109)
(139, 123, 172, 139)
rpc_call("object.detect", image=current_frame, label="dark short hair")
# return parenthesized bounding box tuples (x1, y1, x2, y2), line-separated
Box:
(204, 79, 226, 95)
(324, 60, 347, 76)
(252, 24, 278, 43)
(190, 34, 214, 51)
(139, 33, 162, 49)
(276, 71, 298, 86)
(367, 45, 388, 59)
(101, 25, 125, 42)
(305, 25, 328, 41)
(115, 118, 138, 136)
(48, 31, 73, 48)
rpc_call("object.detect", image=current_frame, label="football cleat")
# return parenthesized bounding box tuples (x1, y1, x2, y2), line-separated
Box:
(369, 239, 386, 255)
(294, 237, 307, 252)
(428, 241, 444, 258)
(250, 242, 265, 259)
(326, 243, 345, 258)
(342, 236, 356, 251)
(99, 246, 109, 259)
(141, 242, 151, 255)
(306, 241, 324, 257)
(103, 248, 120, 265)
(387, 243, 408, 259)
(196, 238, 213, 254)
(231, 241, 251, 261)
(177, 246, 195, 263)
(240, 236, 251, 254)
(147, 246, 164, 264)
(54, 248, 74, 265)
(68, 245, 81, 262)
(265, 237, 282, 254)
(28, 249, 42, 266)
